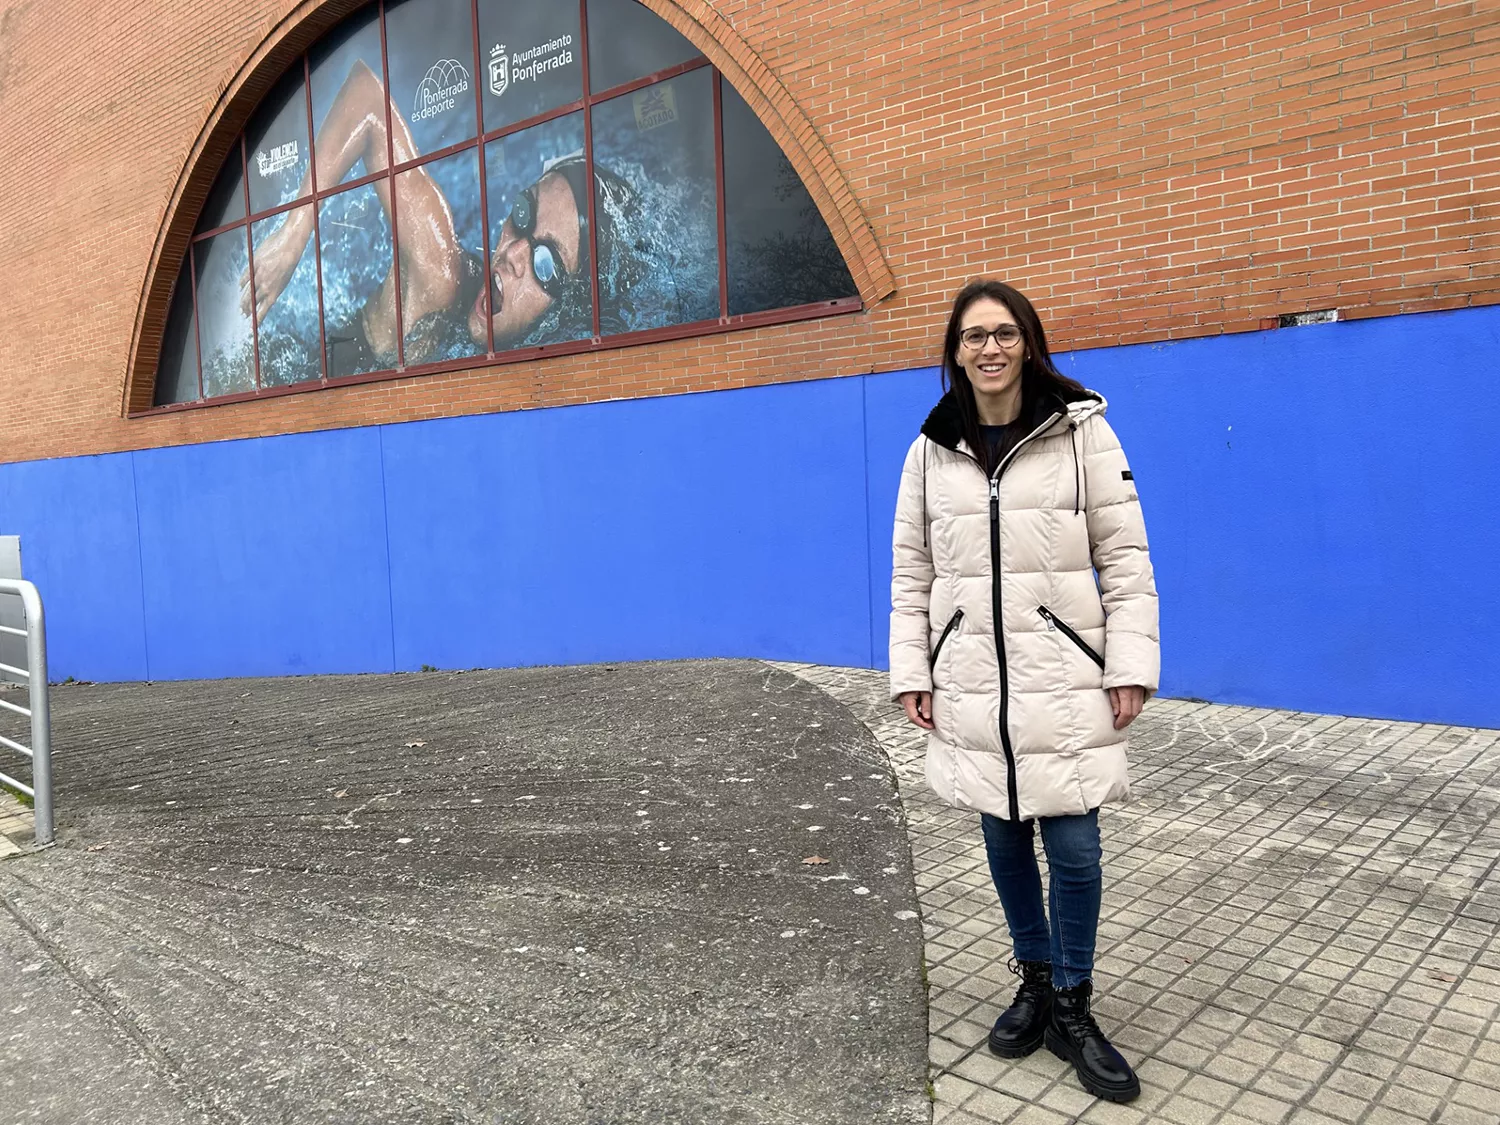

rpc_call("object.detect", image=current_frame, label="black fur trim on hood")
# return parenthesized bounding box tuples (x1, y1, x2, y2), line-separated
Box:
(917, 393, 966, 452)
(919, 384, 1097, 453)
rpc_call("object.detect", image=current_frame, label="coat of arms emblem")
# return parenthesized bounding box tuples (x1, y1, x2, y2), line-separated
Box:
(488, 44, 509, 97)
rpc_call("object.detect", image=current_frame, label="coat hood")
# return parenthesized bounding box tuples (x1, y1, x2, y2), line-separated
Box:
(919, 384, 1107, 453)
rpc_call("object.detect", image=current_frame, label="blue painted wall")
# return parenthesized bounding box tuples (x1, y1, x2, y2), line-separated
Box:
(1059, 309, 1500, 730)
(0, 453, 148, 683)
(2, 306, 1496, 727)
(378, 379, 872, 671)
(131, 429, 396, 680)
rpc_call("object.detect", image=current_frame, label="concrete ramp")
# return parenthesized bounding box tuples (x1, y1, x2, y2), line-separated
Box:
(0, 660, 929, 1124)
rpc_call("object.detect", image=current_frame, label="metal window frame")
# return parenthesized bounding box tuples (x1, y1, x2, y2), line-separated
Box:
(139, 0, 863, 415)
(0, 579, 53, 849)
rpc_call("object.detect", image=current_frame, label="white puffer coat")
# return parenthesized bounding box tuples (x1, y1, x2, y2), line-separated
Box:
(889, 388, 1159, 821)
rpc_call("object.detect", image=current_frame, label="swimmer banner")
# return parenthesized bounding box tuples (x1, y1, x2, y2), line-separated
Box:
(156, 0, 857, 406)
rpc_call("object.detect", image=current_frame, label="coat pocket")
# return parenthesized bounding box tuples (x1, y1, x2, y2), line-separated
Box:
(1036, 605, 1105, 670)
(929, 609, 964, 669)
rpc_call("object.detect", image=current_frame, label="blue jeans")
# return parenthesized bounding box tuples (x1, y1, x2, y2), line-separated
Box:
(980, 809, 1102, 990)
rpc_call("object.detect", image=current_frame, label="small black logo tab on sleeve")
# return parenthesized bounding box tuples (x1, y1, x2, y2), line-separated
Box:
(1121, 470, 1134, 481)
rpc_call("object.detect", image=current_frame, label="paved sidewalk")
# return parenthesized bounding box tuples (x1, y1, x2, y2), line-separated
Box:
(778, 664, 1500, 1125)
(0, 790, 31, 857)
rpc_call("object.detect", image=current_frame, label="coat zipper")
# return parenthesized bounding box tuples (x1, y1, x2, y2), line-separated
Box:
(985, 409, 1064, 823)
(929, 608, 964, 669)
(988, 475, 1020, 821)
(1037, 605, 1105, 670)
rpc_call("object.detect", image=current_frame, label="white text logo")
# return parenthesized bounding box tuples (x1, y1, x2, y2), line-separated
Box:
(412, 59, 471, 123)
(488, 35, 575, 98)
(255, 141, 299, 177)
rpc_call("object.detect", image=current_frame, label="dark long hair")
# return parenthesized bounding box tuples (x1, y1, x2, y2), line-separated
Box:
(940, 279, 1088, 474)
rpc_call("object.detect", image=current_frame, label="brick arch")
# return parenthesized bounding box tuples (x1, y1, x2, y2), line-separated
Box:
(122, 0, 895, 416)
(630, 0, 896, 306)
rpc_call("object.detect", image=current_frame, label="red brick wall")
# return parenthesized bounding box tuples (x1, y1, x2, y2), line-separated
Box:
(1, 0, 1496, 463)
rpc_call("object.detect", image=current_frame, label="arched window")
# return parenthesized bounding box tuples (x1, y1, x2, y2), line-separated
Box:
(153, 0, 861, 407)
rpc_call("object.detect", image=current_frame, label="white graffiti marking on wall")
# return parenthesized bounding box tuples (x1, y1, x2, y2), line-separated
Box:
(413, 59, 472, 122)
(488, 34, 575, 98)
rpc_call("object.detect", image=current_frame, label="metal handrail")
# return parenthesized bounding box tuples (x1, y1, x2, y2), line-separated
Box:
(0, 579, 52, 847)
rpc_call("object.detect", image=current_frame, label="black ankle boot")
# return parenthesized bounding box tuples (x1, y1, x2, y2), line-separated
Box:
(1046, 980, 1140, 1102)
(987, 958, 1053, 1058)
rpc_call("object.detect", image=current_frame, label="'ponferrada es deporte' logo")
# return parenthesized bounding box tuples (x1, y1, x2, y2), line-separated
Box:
(413, 59, 471, 123)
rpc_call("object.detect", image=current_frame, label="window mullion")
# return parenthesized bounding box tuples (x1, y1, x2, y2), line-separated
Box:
(378, 0, 405, 369)
(580, 0, 601, 342)
(713, 70, 728, 322)
(471, 0, 494, 358)
(479, 99, 587, 147)
(188, 229, 205, 404)
(240, 136, 264, 393)
(586, 56, 709, 108)
(304, 53, 329, 385)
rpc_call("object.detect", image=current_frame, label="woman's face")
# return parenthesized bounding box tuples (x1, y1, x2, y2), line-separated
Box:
(469, 171, 583, 346)
(956, 296, 1026, 409)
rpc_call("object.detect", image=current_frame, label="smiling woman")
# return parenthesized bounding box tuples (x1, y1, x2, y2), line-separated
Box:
(890, 279, 1161, 1106)
(150, 0, 860, 408)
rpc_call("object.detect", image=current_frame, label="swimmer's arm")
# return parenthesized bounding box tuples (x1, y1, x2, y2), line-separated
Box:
(243, 58, 460, 325)
(318, 59, 461, 324)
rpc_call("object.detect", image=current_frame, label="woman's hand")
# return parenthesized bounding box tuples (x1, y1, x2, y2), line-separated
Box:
(1109, 685, 1146, 730)
(900, 691, 934, 730)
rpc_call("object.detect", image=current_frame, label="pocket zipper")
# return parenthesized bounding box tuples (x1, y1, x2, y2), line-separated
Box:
(929, 609, 964, 669)
(1036, 605, 1105, 670)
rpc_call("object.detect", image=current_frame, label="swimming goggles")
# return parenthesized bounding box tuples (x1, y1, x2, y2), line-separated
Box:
(507, 185, 572, 300)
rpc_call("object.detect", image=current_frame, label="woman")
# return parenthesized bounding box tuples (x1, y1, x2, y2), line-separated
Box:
(889, 279, 1159, 1103)
(244, 60, 642, 370)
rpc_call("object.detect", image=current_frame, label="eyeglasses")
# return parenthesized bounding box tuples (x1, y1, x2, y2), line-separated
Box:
(960, 325, 1024, 349)
(507, 186, 571, 300)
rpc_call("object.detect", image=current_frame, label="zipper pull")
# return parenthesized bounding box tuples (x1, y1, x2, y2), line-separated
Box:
(1037, 606, 1055, 630)
(989, 478, 999, 501)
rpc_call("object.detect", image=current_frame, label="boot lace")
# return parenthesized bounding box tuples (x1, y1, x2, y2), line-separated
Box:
(1056, 989, 1106, 1042)
(1007, 958, 1051, 1001)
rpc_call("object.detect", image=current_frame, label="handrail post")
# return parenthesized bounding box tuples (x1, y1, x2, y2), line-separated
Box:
(19, 583, 51, 846)
(0, 577, 51, 849)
